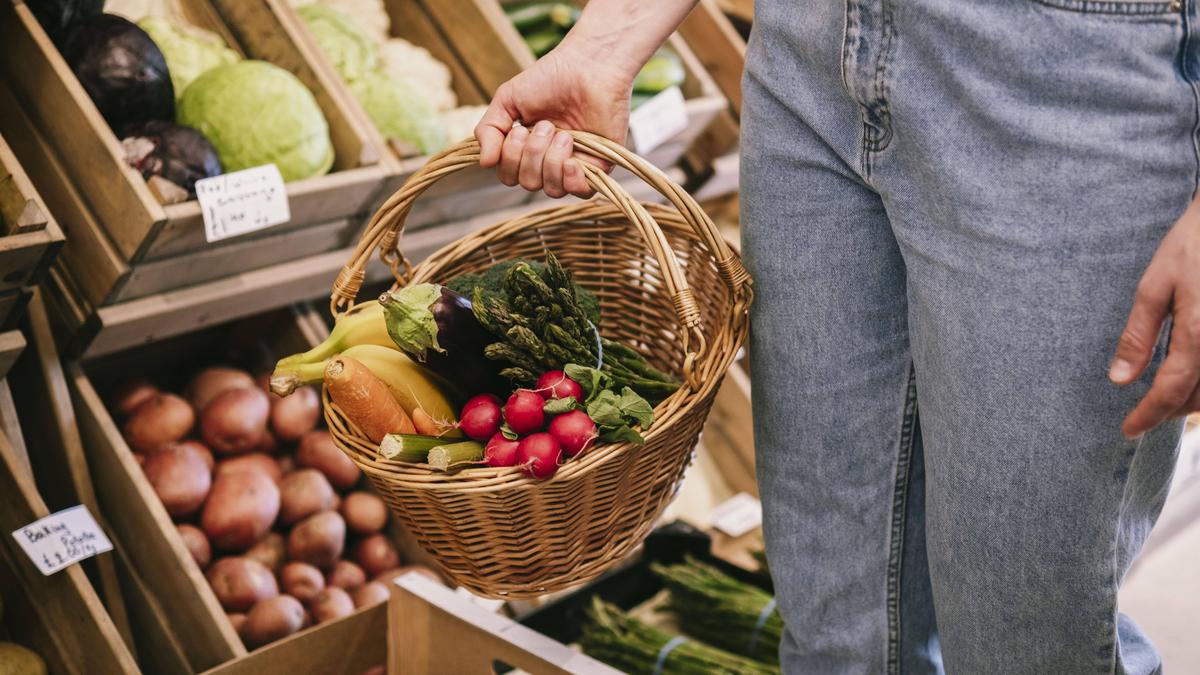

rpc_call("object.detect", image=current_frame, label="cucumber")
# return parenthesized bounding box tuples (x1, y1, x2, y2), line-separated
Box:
(632, 47, 686, 94)
(523, 27, 563, 57)
(506, 2, 559, 32)
(548, 4, 581, 29)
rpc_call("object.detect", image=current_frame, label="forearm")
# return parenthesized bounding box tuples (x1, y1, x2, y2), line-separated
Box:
(557, 0, 698, 81)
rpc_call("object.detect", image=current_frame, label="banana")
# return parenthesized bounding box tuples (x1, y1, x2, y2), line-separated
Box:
(275, 301, 393, 370)
(272, 344, 458, 424)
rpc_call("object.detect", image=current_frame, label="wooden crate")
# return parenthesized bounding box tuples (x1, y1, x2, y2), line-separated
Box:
(0, 0, 388, 298)
(66, 305, 446, 671)
(678, 0, 744, 199)
(0, 129, 64, 328)
(423, 0, 728, 172)
(0, 401, 140, 675)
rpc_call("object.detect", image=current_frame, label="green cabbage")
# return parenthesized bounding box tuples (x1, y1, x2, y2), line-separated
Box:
(296, 4, 376, 82)
(177, 61, 334, 181)
(350, 70, 447, 155)
(139, 17, 239, 100)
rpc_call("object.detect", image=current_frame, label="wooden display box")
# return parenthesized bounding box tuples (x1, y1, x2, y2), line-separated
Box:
(67, 305, 441, 671)
(0, 0, 388, 306)
(0, 388, 140, 675)
(277, 0, 538, 229)
(424, 0, 728, 172)
(0, 130, 64, 329)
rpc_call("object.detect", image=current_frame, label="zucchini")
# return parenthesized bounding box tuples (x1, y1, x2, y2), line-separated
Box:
(379, 433, 443, 462)
(523, 27, 563, 57)
(427, 441, 485, 471)
(632, 47, 686, 94)
(506, 2, 560, 31)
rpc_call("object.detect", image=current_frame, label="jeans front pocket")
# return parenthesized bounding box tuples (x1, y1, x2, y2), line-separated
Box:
(1033, 0, 1179, 14)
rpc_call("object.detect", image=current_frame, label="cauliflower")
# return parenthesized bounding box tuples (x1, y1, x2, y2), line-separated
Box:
(288, 0, 390, 46)
(379, 38, 456, 111)
(440, 105, 488, 144)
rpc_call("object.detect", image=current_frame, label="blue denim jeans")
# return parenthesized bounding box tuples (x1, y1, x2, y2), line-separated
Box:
(740, 1, 1192, 672)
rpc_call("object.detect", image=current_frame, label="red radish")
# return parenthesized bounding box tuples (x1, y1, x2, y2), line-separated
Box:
(504, 390, 545, 435)
(484, 433, 519, 467)
(535, 371, 583, 401)
(459, 397, 501, 441)
(548, 410, 597, 457)
(461, 394, 500, 414)
(516, 433, 562, 479)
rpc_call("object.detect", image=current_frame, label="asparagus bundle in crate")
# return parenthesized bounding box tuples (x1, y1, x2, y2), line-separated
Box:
(652, 557, 783, 664)
(580, 598, 779, 675)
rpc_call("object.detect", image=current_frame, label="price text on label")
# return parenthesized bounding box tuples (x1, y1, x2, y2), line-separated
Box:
(11, 505, 114, 576)
(196, 164, 291, 243)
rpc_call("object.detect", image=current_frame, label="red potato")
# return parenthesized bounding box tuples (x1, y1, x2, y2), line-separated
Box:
(280, 562, 325, 603)
(241, 595, 304, 648)
(254, 430, 278, 455)
(353, 534, 400, 578)
(310, 586, 354, 624)
(176, 439, 214, 470)
(188, 367, 256, 413)
(279, 469, 336, 525)
(244, 532, 286, 572)
(123, 393, 194, 453)
(111, 378, 158, 417)
(351, 581, 389, 608)
(207, 557, 278, 612)
(142, 443, 211, 518)
(326, 560, 366, 590)
(296, 431, 359, 490)
(340, 492, 388, 534)
(227, 613, 247, 636)
(202, 470, 281, 552)
(271, 385, 320, 441)
(276, 454, 296, 475)
(177, 524, 212, 568)
(215, 453, 283, 484)
(286, 511, 345, 569)
(202, 387, 271, 455)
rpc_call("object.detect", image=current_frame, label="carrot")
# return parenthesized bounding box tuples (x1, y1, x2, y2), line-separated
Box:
(324, 356, 415, 443)
(411, 407, 457, 437)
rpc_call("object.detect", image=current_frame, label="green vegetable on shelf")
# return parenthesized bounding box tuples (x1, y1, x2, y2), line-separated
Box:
(633, 47, 686, 94)
(296, 3, 377, 82)
(522, 27, 562, 57)
(138, 17, 239, 101)
(579, 598, 779, 675)
(350, 71, 448, 156)
(506, 2, 580, 33)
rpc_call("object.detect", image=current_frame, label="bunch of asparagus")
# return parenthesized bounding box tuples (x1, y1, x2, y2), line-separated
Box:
(470, 253, 679, 402)
(651, 558, 783, 664)
(580, 598, 779, 675)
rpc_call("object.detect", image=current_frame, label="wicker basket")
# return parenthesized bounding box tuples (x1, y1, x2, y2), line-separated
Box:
(325, 133, 752, 598)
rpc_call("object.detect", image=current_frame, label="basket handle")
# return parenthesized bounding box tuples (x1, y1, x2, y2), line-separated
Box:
(330, 131, 752, 388)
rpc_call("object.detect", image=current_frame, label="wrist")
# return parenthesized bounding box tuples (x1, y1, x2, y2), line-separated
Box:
(555, 27, 646, 85)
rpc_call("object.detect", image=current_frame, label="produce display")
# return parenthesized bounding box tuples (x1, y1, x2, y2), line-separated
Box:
(503, 2, 687, 108)
(31, 1, 335, 201)
(580, 598, 778, 674)
(271, 252, 675, 480)
(109, 362, 440, 650)
(291, 0, 488, 155)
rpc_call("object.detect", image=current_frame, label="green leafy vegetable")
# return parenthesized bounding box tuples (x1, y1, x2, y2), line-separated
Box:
(542, 396, 578, 415)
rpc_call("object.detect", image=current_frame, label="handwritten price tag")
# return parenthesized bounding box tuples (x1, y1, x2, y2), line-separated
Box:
(12, 505, 113, 576)
(709, 492, 763, 538)
(195, 164, 290, 243)
(627, 86, 689, 155)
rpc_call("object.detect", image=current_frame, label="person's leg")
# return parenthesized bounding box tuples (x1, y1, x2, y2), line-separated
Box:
(871, 2, 1193, 672)
(741, 3, 940, 671)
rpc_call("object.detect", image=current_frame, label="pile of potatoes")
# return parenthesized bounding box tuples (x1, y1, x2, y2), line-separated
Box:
(112, 366, 440, 650)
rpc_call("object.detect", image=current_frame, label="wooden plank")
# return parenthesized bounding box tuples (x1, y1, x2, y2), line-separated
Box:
(0, 132, 50, 234)
(679, 0, 746, 116)
(0, 77, 129, 307)
(0, 224, 63, 293)
(716, 0, 753, 23)
(0, 1, 164, 261)
(0, 379, 30, 478)
(698, 362, 756, 497)
(11, 292, 138, 652)
(203, 605, 388, 675)
(0, 288, 28, 330)
(420, 0, 534, 95)
(69, 362, 247, 669)
(382, 0, 489, 104)
(0, 330, 25, 379)
(0, 431, 140, 675)
(110, 539, 193, 675)
(389, 573, 621, 674)
(114, 217, 362, 302)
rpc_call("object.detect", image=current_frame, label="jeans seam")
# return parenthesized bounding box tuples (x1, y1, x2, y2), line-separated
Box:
(1182, 0, 1200, 197)
(1109, 435, 1147, 675)
(1032, 0, 1180, 14)
(885, 364, 919, 675)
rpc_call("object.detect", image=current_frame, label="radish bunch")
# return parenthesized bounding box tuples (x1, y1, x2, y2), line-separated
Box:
(459, 370, 597, 480)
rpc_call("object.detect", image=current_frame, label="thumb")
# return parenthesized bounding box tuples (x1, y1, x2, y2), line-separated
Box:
(475, 86, 518, 169)
(1111, 273, 1171, 385)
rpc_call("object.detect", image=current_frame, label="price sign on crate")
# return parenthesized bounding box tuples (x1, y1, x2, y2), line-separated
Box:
(627, 86, 689, 155)
(11, 505, 113, 576)
(196, 164, 291, 243)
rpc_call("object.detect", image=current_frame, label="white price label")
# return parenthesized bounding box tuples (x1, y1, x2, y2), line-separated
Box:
(196, 164, 290, 243)
(12, 505, 113, 576)
(628, 86, 689, 155)
(454, 587, 506, 613)
(709, 492, 763, 538)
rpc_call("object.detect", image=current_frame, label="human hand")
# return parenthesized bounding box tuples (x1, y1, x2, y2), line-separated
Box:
(474, 37, 636, 199)
(1110, 198, 1200, 437)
